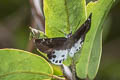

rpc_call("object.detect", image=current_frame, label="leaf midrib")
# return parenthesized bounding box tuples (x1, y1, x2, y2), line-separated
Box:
(64, 0, 70, 33)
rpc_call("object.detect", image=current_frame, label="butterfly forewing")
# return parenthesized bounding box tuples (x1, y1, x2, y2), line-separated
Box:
(35, 37, 67, 52)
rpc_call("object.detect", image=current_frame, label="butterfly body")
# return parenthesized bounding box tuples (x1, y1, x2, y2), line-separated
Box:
(35, 14, 92, 65)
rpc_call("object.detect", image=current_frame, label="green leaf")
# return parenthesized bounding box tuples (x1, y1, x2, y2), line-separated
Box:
(76, 0, 115, 79)
(44, 0, 87, 66)
(51, 65, 63, 76)
(0, 49, 53, 80)
(87, 27, 102, 79)
(44, 0, 86, 38)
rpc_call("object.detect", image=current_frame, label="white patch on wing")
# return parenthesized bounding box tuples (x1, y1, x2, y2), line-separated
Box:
(69, 38, 83, 57)
(50, 50, 68, 65)
(49, 38, 84, 65)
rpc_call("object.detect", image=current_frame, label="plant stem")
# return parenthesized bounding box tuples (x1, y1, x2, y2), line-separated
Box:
(71, 59, 77, 80)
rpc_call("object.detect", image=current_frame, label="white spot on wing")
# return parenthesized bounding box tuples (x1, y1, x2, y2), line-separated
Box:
(49, 38, 84, 65)
(50, 50, 68, 65)
(69, 38, 83, 57)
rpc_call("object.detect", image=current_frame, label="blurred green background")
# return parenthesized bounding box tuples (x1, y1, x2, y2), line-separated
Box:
(0, 0, 120, 80)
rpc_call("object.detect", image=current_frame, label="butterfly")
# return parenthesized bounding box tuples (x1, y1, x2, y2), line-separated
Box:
(35, 14, 92, 65)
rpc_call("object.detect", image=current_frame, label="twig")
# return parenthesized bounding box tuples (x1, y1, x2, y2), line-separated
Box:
(27, 0, 45, 51)
(29, 0, 45, 32)
(71, 59, 77, 80)
(62, 64, 73, 80)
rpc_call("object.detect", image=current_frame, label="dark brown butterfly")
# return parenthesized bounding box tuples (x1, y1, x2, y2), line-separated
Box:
(35, 14, 92, 65)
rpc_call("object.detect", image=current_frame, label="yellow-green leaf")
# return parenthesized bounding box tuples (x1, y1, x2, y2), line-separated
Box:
(0, 49, 53, 80)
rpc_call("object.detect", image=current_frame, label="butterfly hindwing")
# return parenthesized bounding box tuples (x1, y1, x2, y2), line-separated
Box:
(69, 38, 83, 57)
(49, 50, 68, 65)
(35, 37, 68, 65)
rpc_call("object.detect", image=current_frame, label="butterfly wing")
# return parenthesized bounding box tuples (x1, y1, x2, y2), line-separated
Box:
(69, 14, 92, 57)
(35, 37, 68, 65)
(35, 37, 67, 53)
(72, 13, 92, 41)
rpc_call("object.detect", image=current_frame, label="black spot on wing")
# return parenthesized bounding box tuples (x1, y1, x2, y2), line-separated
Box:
(55, 60, 58, 63)
(76, 49, 78, 51)
(62, 55, 65, 57)
(59, 60, 62, 63)
(52, 55, 56, 58)
(53, 60, 55, 62)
